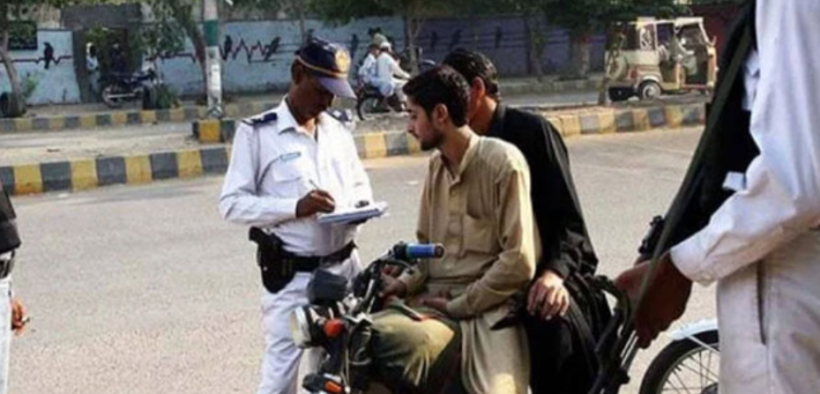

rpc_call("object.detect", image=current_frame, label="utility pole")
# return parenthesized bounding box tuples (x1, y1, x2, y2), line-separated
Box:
(203, 0, 223, 118)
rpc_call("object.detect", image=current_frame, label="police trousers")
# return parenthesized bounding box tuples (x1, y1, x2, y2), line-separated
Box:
(257, 253, 361, 394)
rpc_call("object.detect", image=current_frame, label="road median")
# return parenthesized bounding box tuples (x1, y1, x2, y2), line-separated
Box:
(1, 101, 704, 197)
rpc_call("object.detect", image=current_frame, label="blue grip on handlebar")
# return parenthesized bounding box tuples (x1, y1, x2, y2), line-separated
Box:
(394, 243, 445, 260)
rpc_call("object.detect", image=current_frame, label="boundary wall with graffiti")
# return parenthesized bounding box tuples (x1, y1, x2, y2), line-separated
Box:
(1, 29, 81, 105)
(156, 17, 405, 97)
(415, 15, 606, 77)
(1, 15, 606, 106)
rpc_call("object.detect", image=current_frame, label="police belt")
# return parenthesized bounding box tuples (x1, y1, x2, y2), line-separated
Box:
(0, 253, 14, 280)
(278, 242, 356, 272)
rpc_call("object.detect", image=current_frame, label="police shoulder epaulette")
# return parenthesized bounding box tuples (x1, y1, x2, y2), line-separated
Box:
(242, 111, 278, 127)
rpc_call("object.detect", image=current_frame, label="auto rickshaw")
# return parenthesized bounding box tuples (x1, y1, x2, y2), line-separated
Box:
(606, 17, 717, 101)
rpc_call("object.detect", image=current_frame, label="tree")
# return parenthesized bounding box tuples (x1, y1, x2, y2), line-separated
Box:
(234, 0, 315, 43)
(0, 2, 27, 117)
(458, 0, 549, 80)
(0, 0, 72, 117)
(141, 0, 210, 99)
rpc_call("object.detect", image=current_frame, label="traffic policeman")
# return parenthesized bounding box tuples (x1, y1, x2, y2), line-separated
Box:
(219, 37, 373, 394)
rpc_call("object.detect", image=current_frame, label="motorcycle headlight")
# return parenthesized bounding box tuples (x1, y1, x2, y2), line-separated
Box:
(289, 305, 343, 348)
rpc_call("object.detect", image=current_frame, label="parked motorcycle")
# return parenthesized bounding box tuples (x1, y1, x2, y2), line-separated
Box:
(639, 319, 719, 394)
(289, 242, 445, 394)
(100, 68, 159, 109)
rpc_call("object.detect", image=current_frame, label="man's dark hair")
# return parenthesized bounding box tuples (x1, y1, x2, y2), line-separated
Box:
(402, 66, 470, 127)
(442, 49, 500, 100)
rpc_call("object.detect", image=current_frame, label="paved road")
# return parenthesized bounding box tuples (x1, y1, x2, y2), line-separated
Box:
(8, 126, 715, 394)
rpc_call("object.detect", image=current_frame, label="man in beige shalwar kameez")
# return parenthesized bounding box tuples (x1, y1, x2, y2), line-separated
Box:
(371, 66, 536, 394)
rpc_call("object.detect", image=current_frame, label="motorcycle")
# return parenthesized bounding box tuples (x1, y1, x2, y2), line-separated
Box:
(290, 237, 720, 394)
(355, 48, 436, 121)
(355, 81, 406, 121)
(100, 68, 159, 109)
(639, 319, 719, 394)
(289, 242, 445, 394)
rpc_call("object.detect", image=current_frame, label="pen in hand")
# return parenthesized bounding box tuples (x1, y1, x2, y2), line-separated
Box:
(295, 178, 336, 218)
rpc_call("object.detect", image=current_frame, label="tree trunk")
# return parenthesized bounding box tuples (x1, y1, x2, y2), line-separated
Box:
(171, 3, 208, 99)
(565, 30, 591, 80)
(296, 3, 306, 43)
(404, 15, 421, 75)
(191, 30, 208, 98)
(598, 25, 621, 106)
(523, 15, 532, 75)
(0, 28, 26, 117)
(525, 15, 544, 81)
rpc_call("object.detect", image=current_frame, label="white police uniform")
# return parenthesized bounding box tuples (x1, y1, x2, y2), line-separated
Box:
(219, 100, 372, 394)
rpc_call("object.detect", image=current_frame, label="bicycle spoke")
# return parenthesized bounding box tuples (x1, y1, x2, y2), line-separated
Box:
(675, 356, 720, 382)
(666, 368, 693, 394)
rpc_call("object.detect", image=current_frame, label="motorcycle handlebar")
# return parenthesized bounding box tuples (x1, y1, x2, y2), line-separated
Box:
(390, 242, 445, 260)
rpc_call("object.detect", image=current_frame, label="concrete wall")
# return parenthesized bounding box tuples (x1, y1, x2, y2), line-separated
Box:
(156, 17, 405, 97)
(1, 14, 607, 106)
(1, 30, 81, 105)
(416, 15, 606, 77)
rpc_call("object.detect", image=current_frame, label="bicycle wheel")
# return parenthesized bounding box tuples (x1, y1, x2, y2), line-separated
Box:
(639, 330, 719, 394)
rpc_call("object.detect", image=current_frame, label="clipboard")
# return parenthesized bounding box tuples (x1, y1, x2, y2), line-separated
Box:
(317, 201, 388, 225)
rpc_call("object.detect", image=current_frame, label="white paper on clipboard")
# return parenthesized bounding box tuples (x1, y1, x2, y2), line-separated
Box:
(317, 201, 388, 225)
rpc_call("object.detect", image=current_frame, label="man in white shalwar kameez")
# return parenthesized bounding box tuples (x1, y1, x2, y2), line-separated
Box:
(616, 1, 820, 393)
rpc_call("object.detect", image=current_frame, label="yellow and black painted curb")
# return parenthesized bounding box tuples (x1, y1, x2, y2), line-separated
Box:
(0, 146, 231, 196)
(542, 102, 706, 138)
(0, 101, 277, 134)
(0, 103, 704, 197)
(0, 79, 603, 134)
(349, 102, 704, 160)
(192, 119, 237, 143)
(197, 102, 707, 145)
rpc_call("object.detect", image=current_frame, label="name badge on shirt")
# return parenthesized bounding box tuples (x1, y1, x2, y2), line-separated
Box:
(279, 151, 302, 163)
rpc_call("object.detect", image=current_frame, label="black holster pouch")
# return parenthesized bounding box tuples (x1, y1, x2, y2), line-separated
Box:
(0, 188, 21, 255)
(249, 227, 293, 293)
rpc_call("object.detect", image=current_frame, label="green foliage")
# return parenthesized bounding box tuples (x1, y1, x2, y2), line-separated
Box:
(234, 0, 311, 17)
(21, 73, 38, 101)
(462, 0, 683, 35)
(85, 27, 123, 74)
(154, 83, 180, 109)
(307, 0, 392, 25)
(132, 21, 186, 61)
(6, 21, 37, 50)
(307, 0, 449, 25)
(142, 0, 200, 45)
(689, 0, 745, 3)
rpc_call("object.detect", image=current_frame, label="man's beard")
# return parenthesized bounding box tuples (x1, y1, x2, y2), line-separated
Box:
(420, 127, 444, 151)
